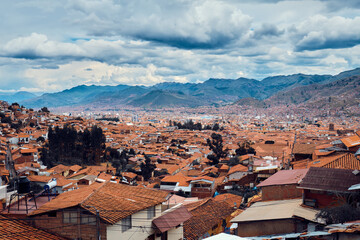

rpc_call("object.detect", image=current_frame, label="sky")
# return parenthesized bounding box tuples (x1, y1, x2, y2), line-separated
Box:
(1, 0, 360, 93)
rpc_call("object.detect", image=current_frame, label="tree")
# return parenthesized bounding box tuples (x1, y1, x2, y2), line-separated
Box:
(129, 148, 136, 156)
(316, 204, 360, 224)
(36, 136, 45, 142)
(140, 155, 155, 181)
(206, 133, 228, 166)
(40, 107, 50, 113)
(228, 156, 240, 166)
(235, 141, 256, 156)
(212, 123, 220, 131)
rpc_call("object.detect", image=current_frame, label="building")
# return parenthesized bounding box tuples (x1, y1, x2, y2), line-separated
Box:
(30, 181, 188, 240)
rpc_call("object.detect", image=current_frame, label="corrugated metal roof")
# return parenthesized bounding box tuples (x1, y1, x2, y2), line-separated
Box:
(257, 169, 308, 187)
(231, 199, 320, 223)
(231, 199, 298, 222)
(153, 204, 192, 233)
(206, 233, 250, 240)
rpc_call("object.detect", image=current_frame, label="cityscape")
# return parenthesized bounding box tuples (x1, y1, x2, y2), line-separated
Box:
(1, 0, 360, 240)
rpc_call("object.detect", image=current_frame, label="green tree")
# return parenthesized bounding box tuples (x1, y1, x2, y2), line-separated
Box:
(40, 107, 50, 113)
(235, 141, 256, 156)
(206, 133, 228, 166)
(140, 155, 155, 181)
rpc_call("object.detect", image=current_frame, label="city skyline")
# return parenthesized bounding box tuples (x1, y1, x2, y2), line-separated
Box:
(1, 0, 360, 93)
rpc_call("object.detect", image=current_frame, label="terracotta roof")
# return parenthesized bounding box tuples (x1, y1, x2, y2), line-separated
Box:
(293, 143, 316, 155)
(20, 148, 38, 154)
(214, 193, 243, 208)
(122, 172, 137, 179)
(50, 164, 70, 174)
(299, 167, 360, 193)
(31, 181, 169, 224)
(162, 173, 190, 187)
(27, 175, 76, 187)
(257, 169, 309, 187)
(184, 198, 235, 240)
(0, 214, 67, 239)
(69, 165, 82, 172)
(293, 153, 360, 170)
(341, 135, 360, 148)
(228, 164, 248, 175)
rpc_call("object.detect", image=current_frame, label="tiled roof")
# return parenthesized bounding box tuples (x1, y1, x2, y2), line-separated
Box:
(299, 167, 360, 193)
(341, 135, 360, 148)
(184, 198, 235, 240)
(292, 153, 360, 170)
(213, 193, 243, 208)
(228, 164, 248, 175)
(31, 181, 169, 224)
(0, 214, 67, 239)
(28, 175, 75, 187)
(293, 143, 316, 155)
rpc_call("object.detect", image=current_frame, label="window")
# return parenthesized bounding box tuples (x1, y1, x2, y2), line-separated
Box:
(122, 215, 132, 232)
(48, 211, 57, 217)
(81, 211, 96, 225)
(147, 206, 155, 219)
(63, 211, 78, 224)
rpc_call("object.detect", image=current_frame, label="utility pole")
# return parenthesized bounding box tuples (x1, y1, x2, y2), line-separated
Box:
(96, 209, 100, 240)
(85, 205, 101, 240)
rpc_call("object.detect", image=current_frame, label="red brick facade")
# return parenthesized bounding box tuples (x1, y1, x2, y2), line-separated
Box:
(262, 184, 303, 201)
(31, 208, 108, 240)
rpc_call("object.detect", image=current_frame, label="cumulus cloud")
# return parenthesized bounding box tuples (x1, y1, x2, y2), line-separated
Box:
(291, 15, 360, 51)
(1, 0, 360, 93)
(24, 61, 168, 91)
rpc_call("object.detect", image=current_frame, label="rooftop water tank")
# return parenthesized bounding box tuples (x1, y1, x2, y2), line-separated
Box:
(18, 176, 30, 194)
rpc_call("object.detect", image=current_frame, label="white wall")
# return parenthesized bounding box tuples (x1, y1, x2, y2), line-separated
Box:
(107, 204, 162, 240)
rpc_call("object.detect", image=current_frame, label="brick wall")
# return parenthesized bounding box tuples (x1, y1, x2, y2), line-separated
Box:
(262, 185, 303, 201)
(31, 208, 108, 240)
(237, 219, 296, 237)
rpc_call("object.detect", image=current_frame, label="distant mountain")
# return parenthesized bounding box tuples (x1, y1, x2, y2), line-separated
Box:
(129, 90, 202, 108)
(266, 75, 360, 107)
(0, 91, 37, 104)
(261, 74, 331, 95)
(328, 67, 360, 82)
(233, 97, 267, 108)
(18, 67, 360, 109)
(21, 84, 129, 108)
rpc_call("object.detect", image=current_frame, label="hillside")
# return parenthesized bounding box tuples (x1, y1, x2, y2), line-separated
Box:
(128, 90, 203, 108)
(267, 75, 360, 107)
(0, 91, 37, 104)
(17, 67, 360, 109)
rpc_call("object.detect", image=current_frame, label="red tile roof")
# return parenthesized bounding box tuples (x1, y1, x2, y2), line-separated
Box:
(31, 181, 169, 224)
(341, 135, 360, 148)
(0, 214, 67, 239)
(184, 198, 235, 240)
(228, 164, 248, 175)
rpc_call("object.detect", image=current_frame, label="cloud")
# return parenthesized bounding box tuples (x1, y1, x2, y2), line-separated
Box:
(252, 23, 284, 39)
(24, 61, 169, 91)
(66, 0, 252, 49)
(2, 33, 85, 59)
(291, 15, 360, 51)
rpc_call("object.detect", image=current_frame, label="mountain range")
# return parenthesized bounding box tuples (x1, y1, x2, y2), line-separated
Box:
(10, 67, 360, 109)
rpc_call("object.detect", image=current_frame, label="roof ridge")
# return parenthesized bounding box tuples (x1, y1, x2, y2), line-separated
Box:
(80, 181, 108, 205)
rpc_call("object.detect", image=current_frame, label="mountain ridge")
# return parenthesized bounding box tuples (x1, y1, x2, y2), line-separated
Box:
(16, 67, 360, 109)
